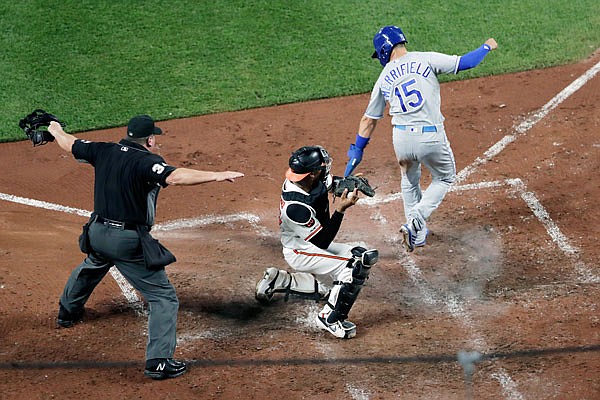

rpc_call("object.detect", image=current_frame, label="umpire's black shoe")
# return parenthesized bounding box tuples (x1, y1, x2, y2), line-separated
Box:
(57, 303, 84, 328)
(144, 358, 187, 380)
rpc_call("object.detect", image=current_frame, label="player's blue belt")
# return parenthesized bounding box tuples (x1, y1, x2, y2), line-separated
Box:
(394, 125, 437, 133)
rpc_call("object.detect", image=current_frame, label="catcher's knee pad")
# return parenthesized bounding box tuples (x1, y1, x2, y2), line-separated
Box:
(347, 247, 379, 285)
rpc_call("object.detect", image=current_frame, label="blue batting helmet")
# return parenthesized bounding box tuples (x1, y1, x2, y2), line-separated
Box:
(371, 26, 408, 67)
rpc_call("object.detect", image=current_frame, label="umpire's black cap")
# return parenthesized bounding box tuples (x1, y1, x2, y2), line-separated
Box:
(127, 115, 162, 138)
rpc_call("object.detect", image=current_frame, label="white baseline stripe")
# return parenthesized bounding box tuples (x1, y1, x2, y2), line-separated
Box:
(506, 179, 599, 283)
(0, 192, 278, 310)
(0, 192, 143, 309)
(153, 212, 268, 236)
(0, 192, 91, 217)
(457, 59, 600, 183)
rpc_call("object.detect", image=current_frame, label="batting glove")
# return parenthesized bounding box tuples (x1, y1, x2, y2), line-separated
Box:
(344, 134, 370, 177)
(344, 144, 363, 177)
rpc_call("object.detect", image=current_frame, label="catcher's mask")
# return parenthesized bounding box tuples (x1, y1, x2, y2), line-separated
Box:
(286, 146, 332, 184)
(371, 25, 408, 67)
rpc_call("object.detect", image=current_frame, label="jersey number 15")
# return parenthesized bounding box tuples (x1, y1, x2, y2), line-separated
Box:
(394, 79, 423, 112)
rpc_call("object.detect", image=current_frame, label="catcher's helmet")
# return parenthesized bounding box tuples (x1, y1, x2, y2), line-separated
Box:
(286, 146, 332, 182)
(371, 25, 408, 67)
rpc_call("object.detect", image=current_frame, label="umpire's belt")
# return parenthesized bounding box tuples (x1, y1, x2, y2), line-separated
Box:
(394, 124, 437, 133)
(96, 216, 137, 230)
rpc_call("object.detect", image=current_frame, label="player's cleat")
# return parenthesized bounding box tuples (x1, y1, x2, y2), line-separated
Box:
(415, 227, 429, 248)
(57, 303, 84, 328)
(255, 267, 281, 304)
(316, 314, 357, 339)
(400, 223, 416, 252)
(144, 358, 187, 380)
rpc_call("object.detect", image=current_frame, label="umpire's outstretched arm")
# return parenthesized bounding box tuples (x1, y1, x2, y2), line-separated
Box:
(47, 121, 244, 185)
(166, 168, 243, 185)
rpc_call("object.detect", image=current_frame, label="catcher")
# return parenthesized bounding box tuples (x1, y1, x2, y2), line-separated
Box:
(255, 145, 378, 339)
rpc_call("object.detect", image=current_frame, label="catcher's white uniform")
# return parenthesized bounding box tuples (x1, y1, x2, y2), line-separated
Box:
(278, 179, 354, 298)
(257, 145, 378, 338)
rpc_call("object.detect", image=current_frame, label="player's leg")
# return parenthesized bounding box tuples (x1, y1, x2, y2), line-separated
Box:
(58, 252, 112, 327)
(91, 223, 184, 379)
(114, 258, 184, 379)
(315, 246, 379, 339)
(256, 245, 351, 303)
(58, 222, 115, 327)
(393, 130, 422, 219)
(419, 133, 456, 219)
(405, 131, 456, 249)
(255, 267, 329, 303)
(398, 160, 424, 251)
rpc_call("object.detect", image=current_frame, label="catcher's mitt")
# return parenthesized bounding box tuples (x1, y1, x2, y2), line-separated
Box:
(332, 175, 376, 197)
(18, 109, 63, 147)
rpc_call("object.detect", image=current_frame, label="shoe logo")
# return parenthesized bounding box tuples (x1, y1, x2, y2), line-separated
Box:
(157, 362, 166, 371)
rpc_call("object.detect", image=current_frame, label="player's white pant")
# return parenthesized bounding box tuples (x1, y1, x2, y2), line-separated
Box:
(392, 126, 456, 226)
(282, 242, 354, 300)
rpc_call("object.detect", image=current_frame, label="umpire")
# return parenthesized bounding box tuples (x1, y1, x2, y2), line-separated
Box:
(47, 115, 243, 379)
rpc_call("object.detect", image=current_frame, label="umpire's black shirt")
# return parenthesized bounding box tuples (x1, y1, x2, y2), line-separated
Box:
(72, 139, 176, 226)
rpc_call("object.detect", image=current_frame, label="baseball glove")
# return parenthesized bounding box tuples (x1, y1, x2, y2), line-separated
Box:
(332, 175, 376, 197)
(18, 109, 63, 147)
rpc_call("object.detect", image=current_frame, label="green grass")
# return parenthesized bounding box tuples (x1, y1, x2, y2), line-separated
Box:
(1, 0, 599, 141)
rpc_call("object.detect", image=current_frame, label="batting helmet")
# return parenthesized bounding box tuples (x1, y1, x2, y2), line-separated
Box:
(286, 146, 332, 182)
(371, 25, 408, 67)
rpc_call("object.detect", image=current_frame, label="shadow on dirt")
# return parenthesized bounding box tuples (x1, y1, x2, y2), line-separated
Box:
(2, 344, 598, 371)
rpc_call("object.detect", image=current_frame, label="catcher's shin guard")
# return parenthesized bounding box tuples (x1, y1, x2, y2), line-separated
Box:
(324, 247, 379, 322)
(326, 281, 362, 323)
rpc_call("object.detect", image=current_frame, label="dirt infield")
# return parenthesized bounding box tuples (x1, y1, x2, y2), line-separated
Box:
(1, 52, 599, 399)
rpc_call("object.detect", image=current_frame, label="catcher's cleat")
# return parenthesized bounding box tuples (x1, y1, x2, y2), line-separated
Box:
(415, 227, 429, 248)
(255, 267, 281, 304)
(57, 303, 84, 328)
(144, 358, 187, 380)
(400, 223, 416, 252)
(316, 314, 357, 339)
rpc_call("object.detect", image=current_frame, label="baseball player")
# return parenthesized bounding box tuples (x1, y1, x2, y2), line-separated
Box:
(255, 146, 378, 339)
(47, 115, 243, 379)
(344, 26, 498, 251)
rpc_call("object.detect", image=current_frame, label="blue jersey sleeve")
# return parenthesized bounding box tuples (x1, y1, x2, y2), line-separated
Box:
(457, 44, 491, 71)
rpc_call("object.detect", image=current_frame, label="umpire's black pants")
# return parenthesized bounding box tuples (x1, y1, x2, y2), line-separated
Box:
(59, 221, 179, 360)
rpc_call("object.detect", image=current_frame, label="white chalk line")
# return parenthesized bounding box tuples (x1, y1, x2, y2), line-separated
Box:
(456, 58, 600, 184)
(396, 251, 517, 395)
(390, 177, 596, 399)
(0, 191, 267, 311)
(0, 192, 91, 217)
